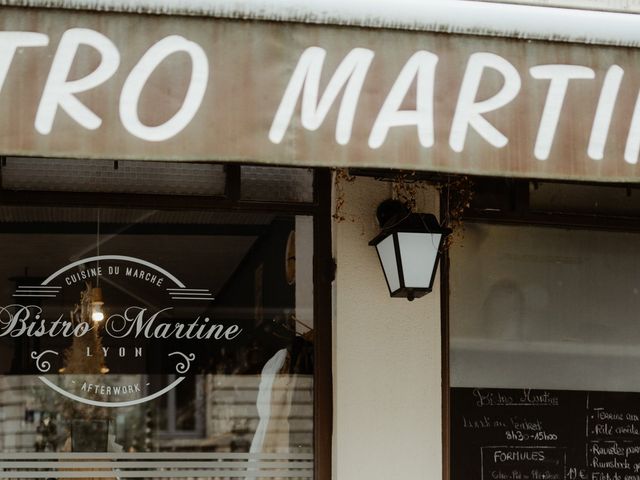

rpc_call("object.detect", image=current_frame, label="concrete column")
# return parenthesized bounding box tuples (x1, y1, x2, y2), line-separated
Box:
(332, 175, 442, 480)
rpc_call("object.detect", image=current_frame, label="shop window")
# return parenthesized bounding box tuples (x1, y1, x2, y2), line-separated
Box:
(449, 180, 640, 480)
(0, 161, 329, 479)
(450, 223, 640, 390)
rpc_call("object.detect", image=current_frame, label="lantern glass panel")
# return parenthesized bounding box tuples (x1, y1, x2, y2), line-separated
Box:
(398, 232, 441, 288)
(376, 234, 400, 293)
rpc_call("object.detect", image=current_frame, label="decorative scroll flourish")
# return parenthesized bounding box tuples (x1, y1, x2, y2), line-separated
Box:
(168, 351, 196, 374)
(31, 350, 59, 373)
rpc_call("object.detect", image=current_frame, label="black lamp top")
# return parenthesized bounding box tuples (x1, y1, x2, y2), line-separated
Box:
(376, 199, 410, 229)
(369, 199, 452, 246)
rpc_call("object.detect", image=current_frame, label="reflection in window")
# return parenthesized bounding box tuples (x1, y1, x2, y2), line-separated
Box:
(450, 223, 640, 392)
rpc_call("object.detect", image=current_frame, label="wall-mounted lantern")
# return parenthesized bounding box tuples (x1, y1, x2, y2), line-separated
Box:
(369, 199, 451, 301)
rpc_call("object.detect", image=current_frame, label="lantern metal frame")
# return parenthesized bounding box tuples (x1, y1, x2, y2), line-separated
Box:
(369, 200, 451, 301)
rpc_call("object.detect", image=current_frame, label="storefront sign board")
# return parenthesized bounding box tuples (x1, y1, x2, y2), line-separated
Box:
(2, 8, 640, 181)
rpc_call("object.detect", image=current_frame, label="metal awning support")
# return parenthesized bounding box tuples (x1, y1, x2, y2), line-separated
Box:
(2, 0, 640, 47)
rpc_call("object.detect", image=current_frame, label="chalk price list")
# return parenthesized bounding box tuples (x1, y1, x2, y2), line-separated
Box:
(588, 408, 640, 480)
(452, 388, 640, 480)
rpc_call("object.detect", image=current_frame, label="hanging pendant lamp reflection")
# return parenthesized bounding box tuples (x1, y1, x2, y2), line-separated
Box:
(90, 286, 105, 322)
(91, 209, 105, 322)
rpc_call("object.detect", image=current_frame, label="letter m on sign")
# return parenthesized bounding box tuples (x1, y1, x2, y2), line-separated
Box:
(269, 46, 374, 145)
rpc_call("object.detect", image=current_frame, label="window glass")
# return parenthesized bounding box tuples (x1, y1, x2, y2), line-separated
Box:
(529, 182, 640, 216)
(1, 157, 226, 196)
(0, 206, 314, 479)
(241, 166, 314, 203)
(450, 223, 640, 391)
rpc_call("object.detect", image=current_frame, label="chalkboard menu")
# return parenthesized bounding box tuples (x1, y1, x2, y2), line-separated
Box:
(452, 388, 640, 480)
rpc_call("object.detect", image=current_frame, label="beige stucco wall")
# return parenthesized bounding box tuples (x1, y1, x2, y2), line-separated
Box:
(332, 175, 442, 480)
